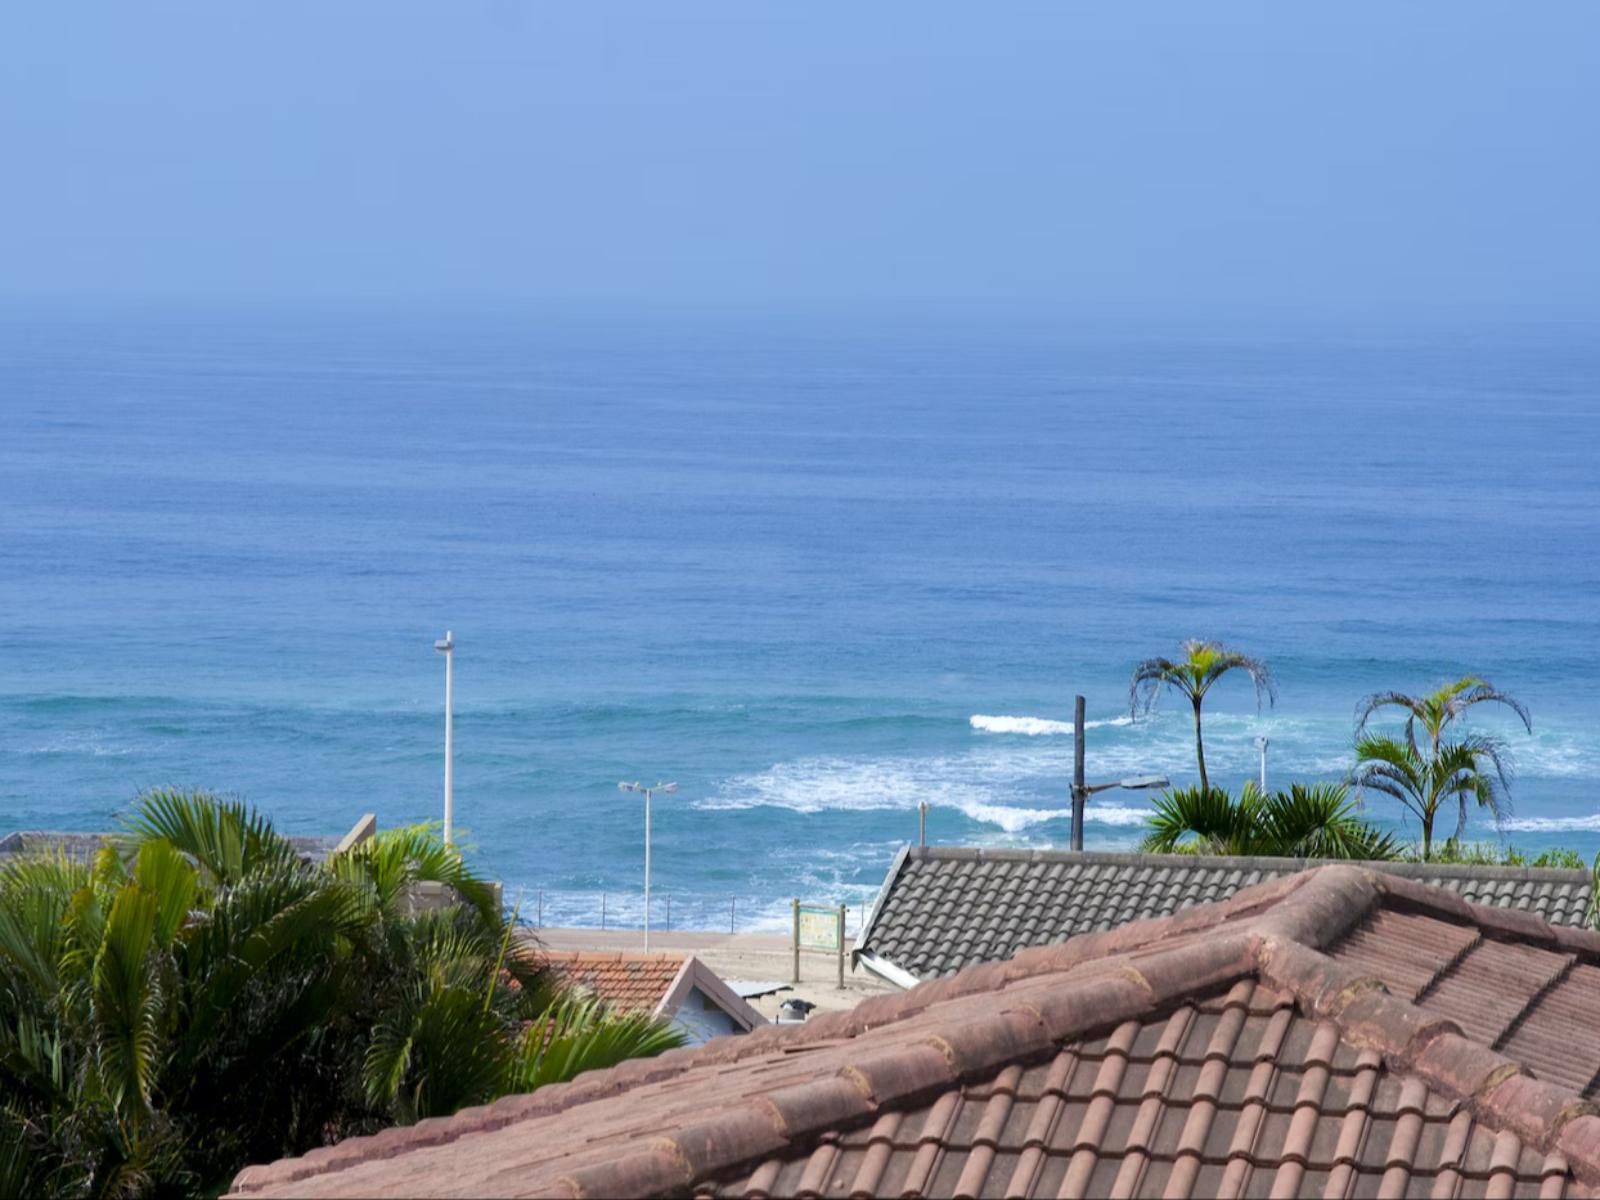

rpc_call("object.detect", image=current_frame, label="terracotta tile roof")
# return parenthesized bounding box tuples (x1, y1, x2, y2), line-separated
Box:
(857, 847, 1595, 981)
(540, 950, 689, 1016)
(230, 866, 1600, 1198)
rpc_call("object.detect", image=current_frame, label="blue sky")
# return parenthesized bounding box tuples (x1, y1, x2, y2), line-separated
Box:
(3, 2, 1598, 316)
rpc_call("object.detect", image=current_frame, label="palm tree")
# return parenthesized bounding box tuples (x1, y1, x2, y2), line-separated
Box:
(1351, 677, 1530, 861)
(1351, 733, 1515, 861)
(1141, 781, 1400, 860)
(1130, 640, 1276, 792)
(0, 790, 684, 1199)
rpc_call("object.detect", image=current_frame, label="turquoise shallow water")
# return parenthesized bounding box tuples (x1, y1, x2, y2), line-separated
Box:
(2, 308, 1597, 928)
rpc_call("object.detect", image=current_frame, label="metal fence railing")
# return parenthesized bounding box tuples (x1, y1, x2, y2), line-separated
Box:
(513, 889, 880, 938)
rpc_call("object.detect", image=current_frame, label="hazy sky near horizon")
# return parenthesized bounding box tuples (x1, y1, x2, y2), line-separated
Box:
(3, 3, 1599, 317)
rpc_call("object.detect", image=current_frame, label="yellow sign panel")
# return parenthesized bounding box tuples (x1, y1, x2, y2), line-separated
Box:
(797, 905, 839, 952)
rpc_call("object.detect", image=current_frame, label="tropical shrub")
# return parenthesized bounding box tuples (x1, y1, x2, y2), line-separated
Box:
(1141, 781, 1400, 860)
(1410, 840, 1586, 869)
(1129, 640, 1275, 792)
(0, 790, 683, 1198)
(1351, 676, 1531, 860)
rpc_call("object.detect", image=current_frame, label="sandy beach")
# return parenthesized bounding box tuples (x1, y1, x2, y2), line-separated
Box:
(525, 926, 900, 1020)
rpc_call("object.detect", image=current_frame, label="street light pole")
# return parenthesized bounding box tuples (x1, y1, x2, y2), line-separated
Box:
(433, 631, 455, 845)
(1254, 737, 1269, 792)
(619, 781, 677, 952)
(1070, 693, 1167, 852)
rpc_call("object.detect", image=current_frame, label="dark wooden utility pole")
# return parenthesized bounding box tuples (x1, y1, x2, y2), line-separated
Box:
(1071, 694, 1087, 851)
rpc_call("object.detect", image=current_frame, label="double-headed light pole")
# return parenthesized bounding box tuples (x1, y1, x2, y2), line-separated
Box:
(618, 781, 676, 952)
(1070, 694, 1168, 851)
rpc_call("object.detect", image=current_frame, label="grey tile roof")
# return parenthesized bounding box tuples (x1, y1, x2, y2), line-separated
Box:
(855, 846, 1595, 982)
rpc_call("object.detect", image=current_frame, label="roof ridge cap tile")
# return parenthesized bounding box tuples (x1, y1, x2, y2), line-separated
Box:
(906, 845, 1591, 883)
(1243, 864, 1385, 949)
(1374, 860, 1592, 884)
(228, 1014, 861, 1194)
(914, 846, 1321, 870)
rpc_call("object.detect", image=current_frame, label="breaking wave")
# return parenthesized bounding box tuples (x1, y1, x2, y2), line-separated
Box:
(1500, 814, 1600, 833)
(697, 751, 1157, 835)
(969, 714, 1134, 736)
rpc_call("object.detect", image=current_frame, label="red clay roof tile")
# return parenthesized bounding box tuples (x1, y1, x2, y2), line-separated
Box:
(539, 949, 689, 1014)
(229, 866, 1600, 1198)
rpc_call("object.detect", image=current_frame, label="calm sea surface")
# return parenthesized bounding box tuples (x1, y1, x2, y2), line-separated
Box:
(2, 308, 1597, 927)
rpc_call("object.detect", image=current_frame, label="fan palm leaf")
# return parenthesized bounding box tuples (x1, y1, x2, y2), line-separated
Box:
(1140, 781, 1397, 860)
(122, 789, 298, 887)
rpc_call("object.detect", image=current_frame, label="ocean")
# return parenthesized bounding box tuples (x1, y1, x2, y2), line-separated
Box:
(2, 306, 1597, 930)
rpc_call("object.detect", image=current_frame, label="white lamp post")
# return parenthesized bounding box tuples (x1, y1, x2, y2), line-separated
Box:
(434, 631, 454, 845)
(1254, 736, 1269, 792)
(618, 780, 676, 951)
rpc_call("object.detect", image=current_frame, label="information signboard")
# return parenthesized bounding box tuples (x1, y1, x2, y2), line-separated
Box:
(797, 904, 841, 952)
(791, 899, 847, 987)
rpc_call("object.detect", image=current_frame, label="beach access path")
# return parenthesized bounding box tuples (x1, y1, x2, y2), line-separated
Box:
(526, 927, 898, 1019)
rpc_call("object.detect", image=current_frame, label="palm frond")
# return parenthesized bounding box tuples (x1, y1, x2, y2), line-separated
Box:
(1450, 680, 1532, 734)
(362, 982, 507, 1123)
(90, 883, 163, 1118)
(123, 789, 298, 886)
(1354, 690, 1425, 744)
(506, 995, 684, 1095)
(132, 840, 200, 949)
(1262, 784, 1400, 861)
(1139, 786, 1258, 855)
(0, 852, 87, 995)
(333, 824, 498, 930)
(1128, 656, 1186, 715)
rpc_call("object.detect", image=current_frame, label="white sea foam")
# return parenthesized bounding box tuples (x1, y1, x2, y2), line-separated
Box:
(698, 749, 1166, 836)
(1081, 802, 1157, 827)
(1501, 814, 1600, 833)
(970, 714, 1133, 736)
(700, 753, 1071, 833)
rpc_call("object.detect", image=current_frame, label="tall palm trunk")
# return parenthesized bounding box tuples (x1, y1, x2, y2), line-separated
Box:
(1192, 697, 1208, 792)
(1423, 727, 1439, 860)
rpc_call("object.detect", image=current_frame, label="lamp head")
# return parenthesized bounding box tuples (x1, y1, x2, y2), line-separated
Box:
(1118, 775, 1169, 791)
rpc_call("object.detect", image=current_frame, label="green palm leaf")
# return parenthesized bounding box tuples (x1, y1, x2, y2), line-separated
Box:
(90, 883, 163, 1117)
(506, 995, 684, 1095)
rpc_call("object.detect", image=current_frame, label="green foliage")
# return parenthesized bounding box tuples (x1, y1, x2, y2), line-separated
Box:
(1532, 847, 1587, 870)
(1415, 840, 1588, 869)
(507, 994, 686, 1094)
(0, 790, 685, 1199)
(1141, 781, 1400, 861)
(1351, 731, 1513, 861)
(1129, 640, 1275, 792)
(1351, 678, 1530, 861)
